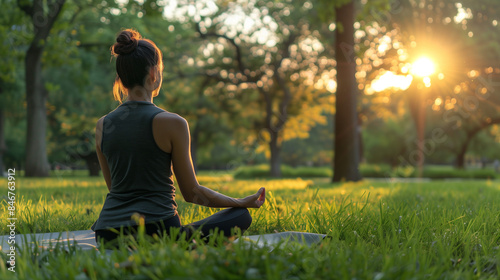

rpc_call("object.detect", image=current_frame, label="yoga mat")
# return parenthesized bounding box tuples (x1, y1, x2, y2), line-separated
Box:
(236, 231, 327, 248)
(0, 230, 98, 253)
(1, 230, 327, 253)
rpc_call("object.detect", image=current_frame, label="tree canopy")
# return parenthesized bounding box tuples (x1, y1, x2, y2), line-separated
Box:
(2, 0, 500, 177)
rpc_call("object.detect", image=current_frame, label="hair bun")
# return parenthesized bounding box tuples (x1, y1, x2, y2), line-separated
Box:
(112, 29, 140, 55)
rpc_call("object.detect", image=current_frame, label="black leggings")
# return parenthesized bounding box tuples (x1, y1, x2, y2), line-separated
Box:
(95, 208, 252, 246)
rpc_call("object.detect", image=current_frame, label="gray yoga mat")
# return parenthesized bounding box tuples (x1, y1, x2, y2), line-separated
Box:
(0, 230, 98, 252)
(0, 230, 327, 253)
(237, 231, 327, 248)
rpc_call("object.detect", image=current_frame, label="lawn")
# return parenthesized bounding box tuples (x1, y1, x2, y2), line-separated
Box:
(1, 172, 500, 279)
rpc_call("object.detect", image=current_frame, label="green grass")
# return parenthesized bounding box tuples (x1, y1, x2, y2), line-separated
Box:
(2, 173, 500, 279)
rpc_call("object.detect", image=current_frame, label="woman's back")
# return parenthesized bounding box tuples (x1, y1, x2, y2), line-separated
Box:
(92, 100, 177, 231)
(103, 101, 173, 193)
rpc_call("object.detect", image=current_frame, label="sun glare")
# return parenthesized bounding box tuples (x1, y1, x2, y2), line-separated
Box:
(411, 57, 436, 77)
(369, 71, 413, 94)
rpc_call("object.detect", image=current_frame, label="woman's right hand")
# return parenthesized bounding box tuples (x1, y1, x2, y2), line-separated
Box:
(239, 187, 266, 208)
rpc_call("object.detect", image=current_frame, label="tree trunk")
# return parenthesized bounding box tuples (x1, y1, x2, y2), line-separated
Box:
(358, 116, 364, 163)
(456, 150, 466, 169)
(333, 0, 361, 182)
(415, 93, 426, 177)
(82, 152, 100, 177)
(260, 85, 284, 178)
(456, 134, 473, 169)
(25, 44, 50, 177)
(269, 129, 281, 177)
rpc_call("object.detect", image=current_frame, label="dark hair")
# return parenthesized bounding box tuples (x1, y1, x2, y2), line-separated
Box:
(111, 29, 163, 102)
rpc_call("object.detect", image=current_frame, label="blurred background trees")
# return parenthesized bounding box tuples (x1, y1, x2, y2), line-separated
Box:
(2, 0, 500, 179)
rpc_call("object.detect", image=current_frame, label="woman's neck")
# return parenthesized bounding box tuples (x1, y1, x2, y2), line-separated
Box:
(127, 86, 153, 102)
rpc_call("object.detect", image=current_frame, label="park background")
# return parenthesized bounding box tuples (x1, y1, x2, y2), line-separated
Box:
(2, 0, 500, 180)
(3, 0, 500, 279)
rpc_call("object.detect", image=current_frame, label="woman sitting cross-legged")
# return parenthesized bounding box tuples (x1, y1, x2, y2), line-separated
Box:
(91, 29, 265, 247)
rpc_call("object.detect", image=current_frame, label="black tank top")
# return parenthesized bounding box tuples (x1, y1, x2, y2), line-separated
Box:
(92, 101, 177, 231)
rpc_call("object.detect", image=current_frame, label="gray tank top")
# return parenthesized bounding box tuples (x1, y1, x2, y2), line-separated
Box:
(92, 101, 177, 231)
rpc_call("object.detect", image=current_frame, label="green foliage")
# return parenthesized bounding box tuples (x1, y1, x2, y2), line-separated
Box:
(233, 164, 271, 178)
(3, 120, 26, 168)
(0, 0, 27, 162)
(0, 3, 26, 86)
(363, 117, 413, 166)
(358, 163, 392, 177)
(316, 0, 350, 23)
(196, 137, 268, 170)
(281, 113, 334, 167)
(3, 0, 500, 176)
(45, 45, 115, 164)
(466, 128, 500, 161)
(361, 164, 498, 179)
(234, 164, 499, 180)
(422, 166, 497, 180)
(233, 164, 333, 179)
(316, 0, 392, 23)
(167, 0, 335, 174)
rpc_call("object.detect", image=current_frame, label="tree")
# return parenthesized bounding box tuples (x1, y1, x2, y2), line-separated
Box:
(332, 0, 362, 181)
(316, 0, 394, 181)
(169, 0, 333, 177)
(351, 0, 500, 171)
(17, 0, 66, 176)
(430, 69, 500, 168)
(389, 0, 500, 169)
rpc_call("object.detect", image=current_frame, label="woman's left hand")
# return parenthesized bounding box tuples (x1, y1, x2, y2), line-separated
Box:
(239, 187, 266, 208)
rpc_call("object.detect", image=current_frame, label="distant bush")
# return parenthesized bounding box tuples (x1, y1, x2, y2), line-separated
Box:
(233, 165, 271, 179)
(233, 164, 498, 180)
(233, 165, 332, 179)
(364, 164, 497, 179)
(422, 167, 497, 179)
(359, 164, 392, 178)
(283, 166, 333, 178)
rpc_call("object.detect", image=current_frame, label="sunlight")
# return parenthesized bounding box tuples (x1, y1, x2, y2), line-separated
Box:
(411, 57, 436, 78)
(454, 3, 472, 23)
(369, 71, 413, 93)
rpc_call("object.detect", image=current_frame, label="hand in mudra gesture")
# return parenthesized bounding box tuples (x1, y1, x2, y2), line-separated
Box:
(239, 187, 266, 208)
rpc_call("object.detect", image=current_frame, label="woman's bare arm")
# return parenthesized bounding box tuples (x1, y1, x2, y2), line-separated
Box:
(154, 113, 265, 208)
(96, 117, 112, 192)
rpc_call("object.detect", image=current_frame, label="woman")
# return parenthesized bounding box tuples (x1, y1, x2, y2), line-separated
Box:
(91, 29, 265, 246)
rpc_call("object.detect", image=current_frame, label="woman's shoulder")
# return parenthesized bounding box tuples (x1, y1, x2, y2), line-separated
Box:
(96, 115, 106, 128)
(152, 112, 189, 149)
(153, 112, 190, 135)
(154, 111, 187, 126)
